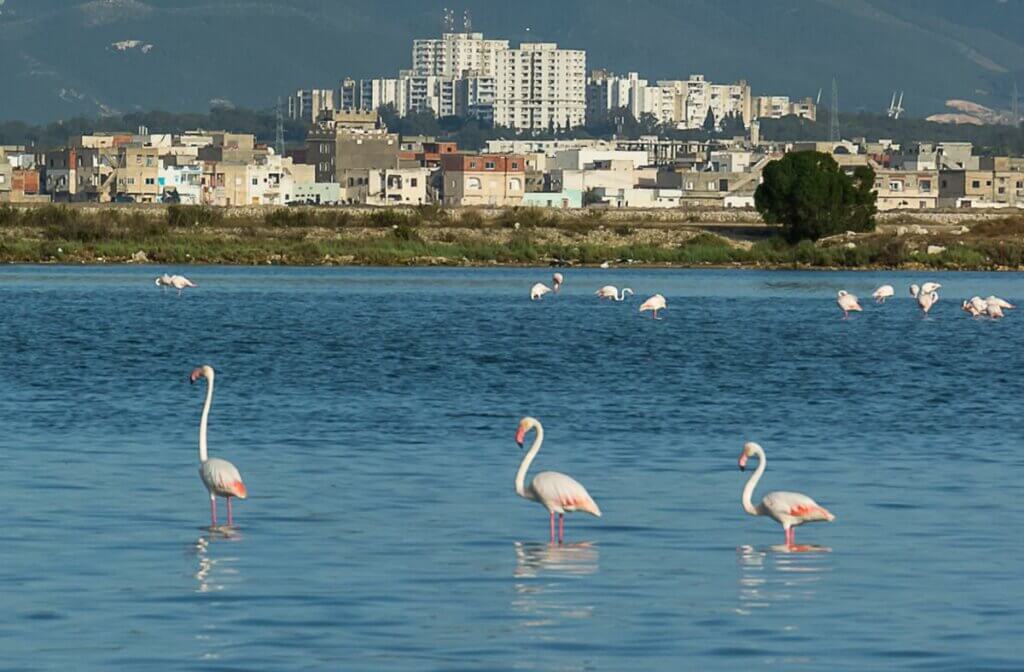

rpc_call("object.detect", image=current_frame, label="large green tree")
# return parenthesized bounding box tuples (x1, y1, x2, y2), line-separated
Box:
(755, 151, 877, 242)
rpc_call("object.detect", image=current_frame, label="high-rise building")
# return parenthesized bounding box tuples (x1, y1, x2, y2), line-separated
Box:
(412, 32, 509, 78)
(286, 89, 336, 123)
(494, 43, 586, 131)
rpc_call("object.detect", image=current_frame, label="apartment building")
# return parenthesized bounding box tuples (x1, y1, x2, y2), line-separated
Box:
(412, 32, 508, 78)
(939, 161, 1024, 208)
(305, 111, 400, 188)
(494, 43, 586, 131)
(441, 153, 526, 206)
(873, 169, 939, 210)
(0, 153, 11, 202)
(116, 147, 162, 202)
(287, 89, 336, 122)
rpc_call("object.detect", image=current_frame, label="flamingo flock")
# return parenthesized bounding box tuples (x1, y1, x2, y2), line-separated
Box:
(533, 273, 666, 319)
(837, 281, 1014, 320)
(156, 273, 197, 296)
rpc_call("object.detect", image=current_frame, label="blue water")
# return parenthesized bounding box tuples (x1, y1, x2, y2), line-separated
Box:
(1, 265, 1022, 671)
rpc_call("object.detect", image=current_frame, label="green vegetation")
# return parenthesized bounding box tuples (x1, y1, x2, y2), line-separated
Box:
(1, 204, 1022, 270)
(755, 152, 877, 243)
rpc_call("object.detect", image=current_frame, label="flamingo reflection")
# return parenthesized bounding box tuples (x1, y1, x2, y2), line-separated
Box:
(192, 528, 243, 594)
(735, 544, 832, 616)
(512, 542, 599, 628)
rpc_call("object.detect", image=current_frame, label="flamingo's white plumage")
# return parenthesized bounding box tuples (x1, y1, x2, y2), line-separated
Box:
(515, 417, 601, 544)
(639, 294, 666, 319)
(986, 300, 1005, 319)
(872, 285, 895, 303)
(530, 283, 552, 301)
(190, 365, 247, 527)
(158, 274, 198, 295)
(962, 300, 983, 317)
(552, 273, 564, 293)
(918, 290, 938, 315)
(739, 442, 835, 546)
(969, 296, 988, 314)
(837, 290, 862, 318)
(921, 282, 942, 294)
(986, 296, 1014, 310)
(595, 285, 633, 301)
(909, 284, 920, 299)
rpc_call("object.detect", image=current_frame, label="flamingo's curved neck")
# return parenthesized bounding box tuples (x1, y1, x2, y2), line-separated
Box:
(199, 373, 214, 463)
(617, 288, 633, 301)
(742, 446, 766, 516)
(515, 424, 543, 500)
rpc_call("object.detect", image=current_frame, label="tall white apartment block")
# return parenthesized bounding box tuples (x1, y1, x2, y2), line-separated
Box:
(494, 43, 586, 131)
(412, 32, 509, 78)
(287, 89, 336, 122)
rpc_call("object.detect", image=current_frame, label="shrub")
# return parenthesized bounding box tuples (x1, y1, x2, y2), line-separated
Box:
(167, 205, 222, 228)
(392, 223, 423, 243)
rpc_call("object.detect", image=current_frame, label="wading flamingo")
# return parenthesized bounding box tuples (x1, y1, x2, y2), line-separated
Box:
(921, 282, 942, 294)
(595, 285, 633, 301)
(190, 365, 247, 527)
(531, 283, 552, 301)
(986, 296, 1014, 310)
(552, 273, 564, 293)
(739, 442, 835, 546)
(962, 300, 983, 317)
(158, 274, 197, 296)
(986, 300, 1005, 319)
(918, 290, 938, 315)
(872, 285, 894, 304)
(639, 294, 666, 319)
(909, 284, 920, 299)
(515, 417, 601, 544)
(837, 290, 862, 318)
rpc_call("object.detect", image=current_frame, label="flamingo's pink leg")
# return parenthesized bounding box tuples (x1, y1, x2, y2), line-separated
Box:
(549, 512, 555, 543)
(226, 497, 233, 527)
(210, 497, 217, 527)
(558, 513, 565, 544)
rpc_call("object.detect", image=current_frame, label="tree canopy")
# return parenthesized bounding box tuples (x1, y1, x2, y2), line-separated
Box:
(754, 151, 877, 243)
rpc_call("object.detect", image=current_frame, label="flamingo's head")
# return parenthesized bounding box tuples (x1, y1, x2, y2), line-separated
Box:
(189, 365, 214, 384)
(739, 442, 761, 471)
(837, 290, 848, 298)
(516, 417, 538, 448)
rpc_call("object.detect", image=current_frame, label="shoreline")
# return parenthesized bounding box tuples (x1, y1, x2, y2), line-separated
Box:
(2, 204, 1023, 271)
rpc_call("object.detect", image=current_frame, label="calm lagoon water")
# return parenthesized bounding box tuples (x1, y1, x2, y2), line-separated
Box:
(1, 265, 1022, 671)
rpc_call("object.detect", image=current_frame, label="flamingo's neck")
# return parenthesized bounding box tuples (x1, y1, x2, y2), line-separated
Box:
(199, 372, 214, 463)
(515, 424, 543, 500)
(742, 446, 766, 516)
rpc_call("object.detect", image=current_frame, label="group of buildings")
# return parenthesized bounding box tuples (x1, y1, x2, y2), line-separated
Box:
(286, 31, 816, 132)
(3, 109, 1023, 212)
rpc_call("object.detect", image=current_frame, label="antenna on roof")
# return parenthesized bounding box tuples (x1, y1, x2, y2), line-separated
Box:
(1013, 81, 1020, 127)
(442, 7, 455, 32)
(887, 90, 904, 119)
(275, 97, 285, 156)
(815, 88, 822, 106)
(828, 78, 839, 142)
(463, 10, 472, 32)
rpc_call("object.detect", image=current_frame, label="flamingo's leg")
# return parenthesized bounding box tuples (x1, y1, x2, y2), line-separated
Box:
(558, 514, 565, 544)
(226, 497, 233, 527)
(210, 496, 217, 527)
(549, 512, 555, 544)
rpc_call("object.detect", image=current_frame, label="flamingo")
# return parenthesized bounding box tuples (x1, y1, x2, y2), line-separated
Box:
(986, 300, 1005, 319)
(909, 284, 920, 299)
(969, 296, 989, 314)
(595, 285, 633, 301)
(530, 283, 552, 301)
(986, 296, 1014, 310)
(639, 294, 666, 319)
(872, 285, 894, 304)
(190, 365, 247, 527)
(962, 300, 983, 318)
(921, 282, 942, 294)
(552, 273, 564, 293)
(836, 290, 862, 318)
(739, 442, 835, 547)
(515, 417, 601, 544)
(158, 274, 197, 296)
(918, 290, 938, 315)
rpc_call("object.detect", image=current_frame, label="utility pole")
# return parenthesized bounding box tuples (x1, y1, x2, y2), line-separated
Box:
(1013, 81, 1020, 127)
(829, 77, 840, 142)
(275, 97, 285, 156)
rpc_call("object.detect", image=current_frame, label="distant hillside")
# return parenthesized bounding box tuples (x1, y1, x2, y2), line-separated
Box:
(1, 0, 1022, 123)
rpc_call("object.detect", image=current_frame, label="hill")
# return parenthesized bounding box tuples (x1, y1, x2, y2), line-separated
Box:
(1, 0, 1022, 122)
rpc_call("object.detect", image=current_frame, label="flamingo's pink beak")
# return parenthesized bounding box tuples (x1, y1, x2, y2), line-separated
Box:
(189, 367, 204, 384)
(738, 454, 748, 471)
(515, 426, 527, 448)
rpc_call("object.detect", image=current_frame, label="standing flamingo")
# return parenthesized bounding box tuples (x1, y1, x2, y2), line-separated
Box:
(595, 285, 633, 301)
(190, 365, 247, 527)
(155, 273, 174, 290)
(921, 282, 942, 294)
(918, 290, 938, 315)
(872, 285, 894, 303)
(739, 442, 835, 546)
(530, 283, 552, 301)
(639, 294, 666, 319)
(836, 290, 862, 318)
(157, 274, 197, 296)
(515, 417, 601, 544)
(909, 284, 920, 299)
(552, 273, 564, 293)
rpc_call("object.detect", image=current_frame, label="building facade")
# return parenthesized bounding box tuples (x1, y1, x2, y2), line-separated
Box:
(441, 153, 526, 207)
(494, 43, 586, 131)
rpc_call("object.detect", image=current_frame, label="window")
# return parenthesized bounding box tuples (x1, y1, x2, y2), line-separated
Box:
(511, 162, 519, 170)
(0, 175, 5, 185)
(485, 161, 496, 170)
(920, 180, 932, 193)
(467, 177, 482, 189)
(889, 181, 903, 192)
(972, 180, 980, 189)
(469, 160, 477, 169)
(252, 178, 258, 186)
(410, 178, 418, 187)
(941, 180, 948, 189)
(145, 178, 155, 185)
(998, 187, 1005, 194)
(510, 178, 522, 191)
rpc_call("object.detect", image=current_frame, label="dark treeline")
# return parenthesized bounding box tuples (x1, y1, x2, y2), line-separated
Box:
(2, 105, 1022, 155)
